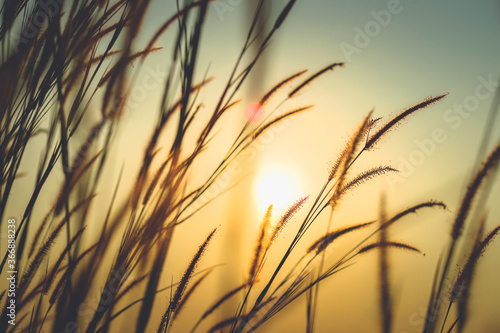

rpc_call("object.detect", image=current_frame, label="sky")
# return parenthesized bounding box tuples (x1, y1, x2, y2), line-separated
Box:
(88, 1, 500, 331)
(3, 0, 500, 332)
(129, 0, 500, 204)
(98, 1, 500, 332)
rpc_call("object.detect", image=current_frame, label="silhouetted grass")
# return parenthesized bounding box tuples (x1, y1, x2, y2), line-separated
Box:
(1, 1, 499, 333)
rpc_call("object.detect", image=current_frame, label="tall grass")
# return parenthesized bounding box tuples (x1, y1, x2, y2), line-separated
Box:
(1, 1, 499, 333)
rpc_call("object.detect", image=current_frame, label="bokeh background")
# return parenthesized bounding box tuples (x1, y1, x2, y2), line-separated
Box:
(113, 1, 500, 332)
(8, 0, 500, 332)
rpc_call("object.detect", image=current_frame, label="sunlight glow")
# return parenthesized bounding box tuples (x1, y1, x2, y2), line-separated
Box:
(254, 168, 300, 213)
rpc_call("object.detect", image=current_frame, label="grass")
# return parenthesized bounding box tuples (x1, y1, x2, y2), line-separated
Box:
(1, 1, 499, 332)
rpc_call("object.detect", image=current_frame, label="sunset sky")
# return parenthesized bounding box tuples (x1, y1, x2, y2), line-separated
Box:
(127, 0, 500, 205)
(4, 1, 500, 332)
(106, 1, 500, 331)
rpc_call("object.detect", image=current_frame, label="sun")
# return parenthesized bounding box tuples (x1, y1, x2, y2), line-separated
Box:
(254, 168, 300, 214)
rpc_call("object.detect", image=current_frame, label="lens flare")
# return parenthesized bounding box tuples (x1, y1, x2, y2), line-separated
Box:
(245, 102, 264, 123)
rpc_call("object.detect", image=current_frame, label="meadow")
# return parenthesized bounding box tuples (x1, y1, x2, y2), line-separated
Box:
(1, 1, 499, 332)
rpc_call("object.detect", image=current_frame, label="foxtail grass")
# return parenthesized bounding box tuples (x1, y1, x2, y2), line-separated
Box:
(424, 143, 500, 333)
(158, 227, 217, 333)
(2, 1, 499, 332)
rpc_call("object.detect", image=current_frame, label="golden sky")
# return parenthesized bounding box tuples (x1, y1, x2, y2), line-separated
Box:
(7, 1, 498, 332)
(88, 1, 500, 331)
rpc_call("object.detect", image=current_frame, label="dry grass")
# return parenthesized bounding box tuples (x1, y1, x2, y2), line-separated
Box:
(1, 1, 499, 333)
